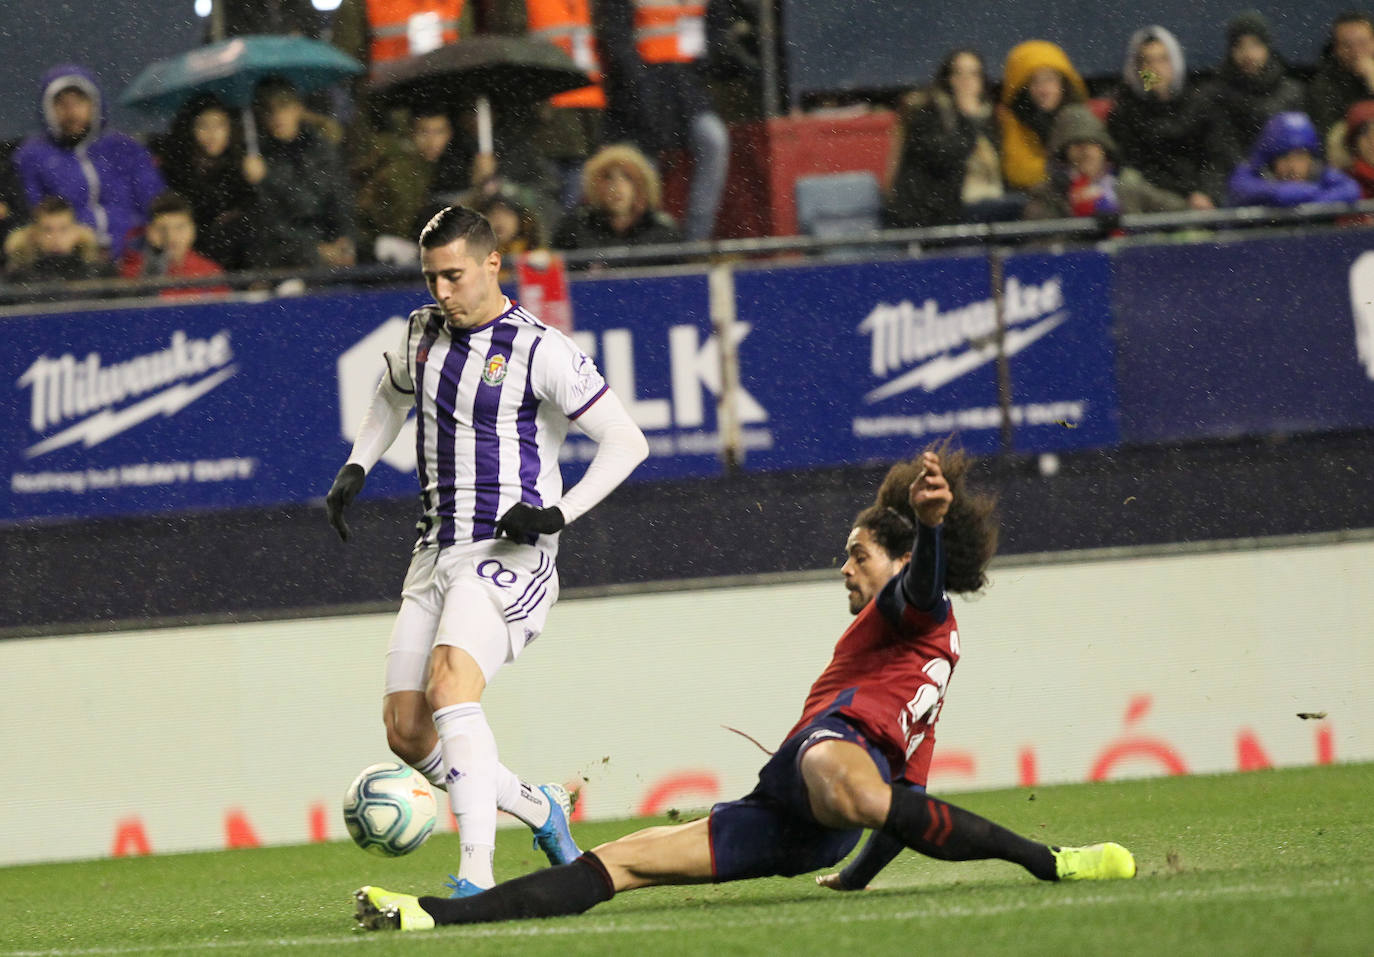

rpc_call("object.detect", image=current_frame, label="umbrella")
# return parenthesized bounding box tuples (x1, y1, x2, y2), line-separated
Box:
(120, 35, 363, 154)
(370, 36, 589, 153)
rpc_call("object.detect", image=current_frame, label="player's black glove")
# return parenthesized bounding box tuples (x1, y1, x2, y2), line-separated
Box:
(325, 463, 366, 542)
(495, 502, 565, 541)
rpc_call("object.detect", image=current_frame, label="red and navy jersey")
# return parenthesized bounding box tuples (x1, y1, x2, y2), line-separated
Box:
(787, 574, 960, 787)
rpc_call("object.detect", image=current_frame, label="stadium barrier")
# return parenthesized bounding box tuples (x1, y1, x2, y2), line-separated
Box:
(5, 212, 1374, 525)
(2, 532, 1369, 866)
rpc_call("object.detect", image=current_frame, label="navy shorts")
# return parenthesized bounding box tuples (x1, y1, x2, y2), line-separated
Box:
(708, 714, 893, 882)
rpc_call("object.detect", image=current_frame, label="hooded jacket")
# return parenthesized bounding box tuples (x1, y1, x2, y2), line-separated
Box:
(1106, 26, 1224, 201)
(12, 65, 165, 258)
(998, 40, 1087, 190)
(1227, 111, 1361, 206)
(1207, 12, 1307, 169)
(1023, 103, 1188, 219)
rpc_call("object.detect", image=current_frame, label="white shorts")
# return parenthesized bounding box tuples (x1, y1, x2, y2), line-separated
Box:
(383, 539, 560, 693)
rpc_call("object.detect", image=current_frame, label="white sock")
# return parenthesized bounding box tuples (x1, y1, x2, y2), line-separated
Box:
(433, 702, 498, 888)
(495, 767, 552, 830)
(413, 743, 448, 790)
(415, 741, 549, 829)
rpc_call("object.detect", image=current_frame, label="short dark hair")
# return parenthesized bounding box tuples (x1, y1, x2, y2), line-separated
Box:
(418, 205, 496, 255)
(254, 76, 302, 110)
(148, 191, 194, 221)
(411, 103, 451, 122)
(33, 195, 74, 218)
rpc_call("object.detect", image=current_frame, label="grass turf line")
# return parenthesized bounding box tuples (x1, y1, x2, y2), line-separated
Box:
(1, 763, 1369, 957)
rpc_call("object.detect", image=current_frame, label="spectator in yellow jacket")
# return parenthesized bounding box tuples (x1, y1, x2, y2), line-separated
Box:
(998, 40, 1088, 190)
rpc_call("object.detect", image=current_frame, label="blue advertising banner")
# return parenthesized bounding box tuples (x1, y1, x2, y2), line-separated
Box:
(2, 288, 431, 523)
(1, 251, 1123, 524)
(731, 250, 1120, 468)
(558, 272, 727, 481)
(1114, 231, 1374, 444)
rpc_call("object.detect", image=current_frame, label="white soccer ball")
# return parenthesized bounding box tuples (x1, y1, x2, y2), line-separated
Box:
(343, 762, 438, 857)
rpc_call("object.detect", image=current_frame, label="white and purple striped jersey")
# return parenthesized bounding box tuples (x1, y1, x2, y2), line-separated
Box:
(383, 299, 607, 549)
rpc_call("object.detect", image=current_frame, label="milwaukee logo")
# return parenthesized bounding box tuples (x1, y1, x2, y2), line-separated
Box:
(18, 331, 236, 458)
(858, 277, 1066, 403)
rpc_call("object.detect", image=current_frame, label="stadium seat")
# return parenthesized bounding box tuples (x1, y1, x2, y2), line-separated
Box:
(795, 171, 882, 238)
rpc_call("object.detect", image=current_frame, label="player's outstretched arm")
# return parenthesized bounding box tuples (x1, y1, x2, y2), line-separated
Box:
(534, 389, 647, 527)
(326, 464, 366, 541)
(909, 451, 951, 527)
(327, 373, 411, 542)
(816, 828, 906, 892)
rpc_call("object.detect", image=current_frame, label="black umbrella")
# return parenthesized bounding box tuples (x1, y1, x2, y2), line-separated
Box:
(370, 36, 590, 153)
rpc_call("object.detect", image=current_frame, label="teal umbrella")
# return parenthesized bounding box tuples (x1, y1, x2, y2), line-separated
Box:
(120, 35, 362, 154)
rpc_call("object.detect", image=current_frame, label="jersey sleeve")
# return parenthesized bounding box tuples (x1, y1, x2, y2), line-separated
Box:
(381, 312, 420, 394)
(876, 522, 950, 630)
(531, 328, 609, 419)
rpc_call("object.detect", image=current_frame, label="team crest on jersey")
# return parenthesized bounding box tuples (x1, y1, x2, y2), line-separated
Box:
(482, 354, 508, 385)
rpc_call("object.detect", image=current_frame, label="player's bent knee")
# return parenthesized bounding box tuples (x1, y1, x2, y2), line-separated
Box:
(382, 694, 434, 764)
(590, 839, 652, 891)
(819, 773, 888, 829)
(424, 648, 487, 709)
(384, 721, 429, 764)
(803, 744, 889, 829)
(847, 782, 891, 830)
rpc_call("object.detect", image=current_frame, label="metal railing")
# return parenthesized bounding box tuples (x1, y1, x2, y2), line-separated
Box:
(3, 199, 1371, 311)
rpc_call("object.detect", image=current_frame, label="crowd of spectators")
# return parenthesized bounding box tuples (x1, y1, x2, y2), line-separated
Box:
(885, 10, 1374, 229)
(2, 5, 1373, 297)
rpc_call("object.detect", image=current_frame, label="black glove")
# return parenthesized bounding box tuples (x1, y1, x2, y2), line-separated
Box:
(325, 463, 366, 542)
(494, 502, 565, 542)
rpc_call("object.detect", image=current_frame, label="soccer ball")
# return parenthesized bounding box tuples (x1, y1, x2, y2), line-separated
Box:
(343, 762, 438, 857)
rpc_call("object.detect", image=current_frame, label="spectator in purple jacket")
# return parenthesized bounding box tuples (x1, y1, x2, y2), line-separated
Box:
(1227, 111, 1361, 207)
(12, 65, 165, 259)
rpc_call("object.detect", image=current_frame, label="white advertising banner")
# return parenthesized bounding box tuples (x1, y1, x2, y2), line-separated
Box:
(1, 537, 1370, 866)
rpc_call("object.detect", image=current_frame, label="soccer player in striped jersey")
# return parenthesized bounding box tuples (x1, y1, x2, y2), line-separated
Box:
(352, 446, 1136, 932)
(326, 206, 649, 897)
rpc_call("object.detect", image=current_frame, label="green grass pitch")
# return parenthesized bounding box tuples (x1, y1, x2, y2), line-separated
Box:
(2, 763, 1370, 957)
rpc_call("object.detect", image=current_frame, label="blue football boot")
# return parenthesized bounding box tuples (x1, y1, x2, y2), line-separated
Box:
(531, 782, 581, 866)
(443, 875, 487, 899)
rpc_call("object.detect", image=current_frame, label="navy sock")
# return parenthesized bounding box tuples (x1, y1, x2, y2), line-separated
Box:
(418, 851, 616, 925)
(880, 785, 1057, 881)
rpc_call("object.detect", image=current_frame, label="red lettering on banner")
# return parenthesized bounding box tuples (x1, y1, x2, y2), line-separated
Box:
(1316, 725, 1335, 764)
(1088, 694, 1189, 781)
(637, 771, 720, 816)
(309, 803, 328, 842)
(1235, 730, 1274, 771)
(1124, 695, 1151, 725)
(1018, 747, 1039, 787)
(224, 809, 261, 848)
(111, 817, 151, 857)
(566, 782, 587, 822)
(928, 751, 976, 780)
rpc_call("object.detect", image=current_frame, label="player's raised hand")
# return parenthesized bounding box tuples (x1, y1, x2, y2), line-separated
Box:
(326, 463, 366, 542)
(909, 451, 951, 526)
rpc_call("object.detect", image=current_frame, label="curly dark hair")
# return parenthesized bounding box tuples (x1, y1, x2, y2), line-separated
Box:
(853, 439, 999, 595)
